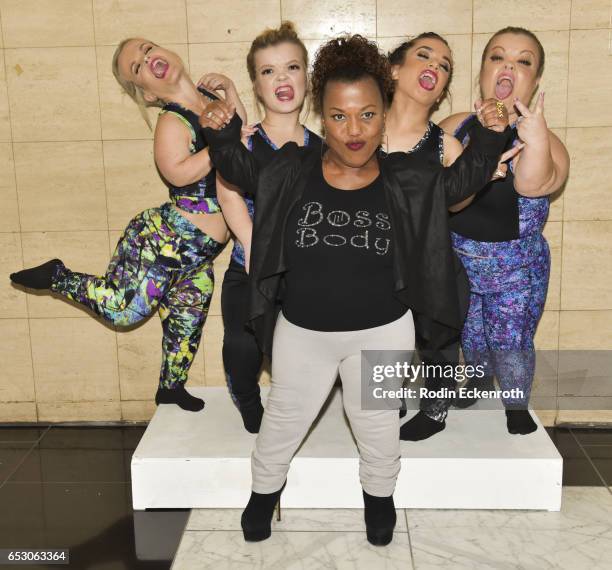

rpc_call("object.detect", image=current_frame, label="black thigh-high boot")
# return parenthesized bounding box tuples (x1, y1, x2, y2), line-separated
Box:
(363, 490, 396, 546)
(241, 482, 286, 542)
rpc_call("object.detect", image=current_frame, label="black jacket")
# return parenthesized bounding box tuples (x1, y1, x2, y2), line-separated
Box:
(204, 116, 510, 356)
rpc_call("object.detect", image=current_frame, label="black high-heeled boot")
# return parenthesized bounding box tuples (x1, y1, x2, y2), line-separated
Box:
(241, 482, 286, 542)
(363, 490, 396, 546)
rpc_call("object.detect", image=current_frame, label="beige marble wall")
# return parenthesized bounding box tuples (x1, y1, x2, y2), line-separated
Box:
(0, 1, 610, 424)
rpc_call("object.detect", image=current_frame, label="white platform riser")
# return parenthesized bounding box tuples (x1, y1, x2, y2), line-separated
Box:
(132, 388, 563, 511)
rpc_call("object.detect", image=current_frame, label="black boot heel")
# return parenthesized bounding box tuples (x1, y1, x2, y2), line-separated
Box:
(363, 490, 396, 546)
(241, 482, 286, 542)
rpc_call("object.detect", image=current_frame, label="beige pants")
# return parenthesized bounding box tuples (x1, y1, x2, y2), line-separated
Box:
(252, 310, 415, 497)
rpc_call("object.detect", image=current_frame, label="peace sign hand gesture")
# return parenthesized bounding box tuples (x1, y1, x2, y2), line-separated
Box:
(514, 92, 548, 147)
(491, 143, 525, 181)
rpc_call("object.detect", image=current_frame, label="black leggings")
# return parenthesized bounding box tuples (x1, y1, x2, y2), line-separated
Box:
(414, 315, 461, 421)
(221, 260, 264, 406)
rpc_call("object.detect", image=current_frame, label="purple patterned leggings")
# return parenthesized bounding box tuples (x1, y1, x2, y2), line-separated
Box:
(452, 232, 550, 406)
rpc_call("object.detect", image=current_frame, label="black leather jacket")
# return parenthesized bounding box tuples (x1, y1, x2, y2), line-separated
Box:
(204, 116, 510, 356)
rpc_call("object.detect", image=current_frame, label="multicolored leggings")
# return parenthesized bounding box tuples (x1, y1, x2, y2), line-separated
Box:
(452, 232, 550, 406)
(50, 202, 225, 388)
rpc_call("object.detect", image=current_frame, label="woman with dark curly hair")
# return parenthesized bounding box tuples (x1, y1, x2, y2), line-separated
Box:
(200, 35, 510, 546)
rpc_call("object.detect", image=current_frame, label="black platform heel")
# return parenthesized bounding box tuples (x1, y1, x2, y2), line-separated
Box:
(241, 481, 286, 542)
(363, 490, 396, 546)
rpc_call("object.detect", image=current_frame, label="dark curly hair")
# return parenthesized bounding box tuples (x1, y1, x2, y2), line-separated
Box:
(311, 35, 393, 116)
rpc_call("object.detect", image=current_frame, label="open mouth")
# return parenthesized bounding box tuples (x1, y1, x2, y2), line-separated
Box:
(495, 73, 514, 100)
(274, 85, 294, 102)
(346, 141, 365, 151)
(149, 57, 169, 79)
(418, 70, 438, 91)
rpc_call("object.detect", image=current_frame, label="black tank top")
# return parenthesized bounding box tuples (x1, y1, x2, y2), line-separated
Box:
(448, 114, 520, 241)
(159, 86, 220, 214)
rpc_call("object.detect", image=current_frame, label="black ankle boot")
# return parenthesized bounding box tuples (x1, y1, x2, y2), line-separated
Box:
(241, 482, 286, 542)
(155, 384, 204, 412)
(10, 258, 63, 289)
(237, 394, 264, 434)
(363, 490, 396, 546)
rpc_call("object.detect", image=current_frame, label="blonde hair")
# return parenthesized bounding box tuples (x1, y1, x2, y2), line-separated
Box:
(246, 21, 310, 120)
(112, 38, 164, 130)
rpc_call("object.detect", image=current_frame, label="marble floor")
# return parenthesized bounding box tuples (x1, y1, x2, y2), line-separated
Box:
(0, 426, 611, 569)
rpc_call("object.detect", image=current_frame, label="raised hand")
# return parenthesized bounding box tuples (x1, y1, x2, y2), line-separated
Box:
(474, 98, 509, 132)
(197, 73, 235, 94)
(514, 93, 548, 147)
(199, 100, 236, 130)
(491, 143, 525, 181)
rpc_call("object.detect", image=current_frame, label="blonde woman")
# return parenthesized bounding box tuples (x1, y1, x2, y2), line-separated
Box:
(10, 39, 246, 412)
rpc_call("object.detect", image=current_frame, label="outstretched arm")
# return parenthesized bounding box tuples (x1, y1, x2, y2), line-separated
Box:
(200, 102, 259, 196)
(439, 99, 511, 207)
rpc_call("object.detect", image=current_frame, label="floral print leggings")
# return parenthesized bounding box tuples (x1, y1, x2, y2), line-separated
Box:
(452, 232, 550, 407)
(50, 202, 225, 388)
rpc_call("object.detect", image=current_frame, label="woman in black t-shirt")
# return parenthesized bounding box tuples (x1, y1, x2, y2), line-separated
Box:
(201, 35, 509, 547)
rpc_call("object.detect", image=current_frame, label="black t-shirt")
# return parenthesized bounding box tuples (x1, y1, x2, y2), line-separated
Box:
(282, 163, 407, 331)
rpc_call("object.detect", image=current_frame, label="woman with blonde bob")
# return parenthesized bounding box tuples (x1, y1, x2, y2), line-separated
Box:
(10, 39, 246, 412)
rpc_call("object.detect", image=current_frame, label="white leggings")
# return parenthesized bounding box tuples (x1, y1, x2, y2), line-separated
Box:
(252, 310, 415, 497)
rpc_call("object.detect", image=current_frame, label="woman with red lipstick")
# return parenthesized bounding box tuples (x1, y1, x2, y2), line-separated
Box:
(384, 33, 466, 442)
(384, 33, 521, 441)
(217, 22, 322, 433)
(200, 34, 509, 545)
(10, 39, 247, 412)
(440, 27, 570, 434)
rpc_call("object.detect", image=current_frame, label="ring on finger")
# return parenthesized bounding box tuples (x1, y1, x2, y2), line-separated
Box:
(493, 168, 505, 178)
(206, 111, 213, 119)
(495, 101, 505, 118)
